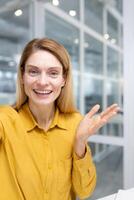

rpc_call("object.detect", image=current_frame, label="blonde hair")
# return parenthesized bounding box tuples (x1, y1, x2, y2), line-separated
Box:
(16, 38, 77, 113)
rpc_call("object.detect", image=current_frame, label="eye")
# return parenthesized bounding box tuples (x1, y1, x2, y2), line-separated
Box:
(49, 71, 59, 77)
(28, 69, 39, 76)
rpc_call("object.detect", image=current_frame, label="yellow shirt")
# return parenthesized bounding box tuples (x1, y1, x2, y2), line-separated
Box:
(0, 103, 96, 200)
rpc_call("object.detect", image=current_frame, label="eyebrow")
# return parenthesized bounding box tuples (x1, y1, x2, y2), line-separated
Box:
(26, 65, 62, 70)
(26, 65, 38, 69)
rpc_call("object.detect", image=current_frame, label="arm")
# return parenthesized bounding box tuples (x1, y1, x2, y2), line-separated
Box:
(72, 145, 96, 199)
(72, 104, 120, 199)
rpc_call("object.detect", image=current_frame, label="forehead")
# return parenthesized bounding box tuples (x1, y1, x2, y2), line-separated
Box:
(25, 50, 63, 68)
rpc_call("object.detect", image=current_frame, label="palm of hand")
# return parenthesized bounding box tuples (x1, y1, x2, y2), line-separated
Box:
(76, 104, 120, 142)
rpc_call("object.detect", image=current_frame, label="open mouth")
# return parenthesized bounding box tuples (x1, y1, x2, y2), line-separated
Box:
(33, 89, 52, 95)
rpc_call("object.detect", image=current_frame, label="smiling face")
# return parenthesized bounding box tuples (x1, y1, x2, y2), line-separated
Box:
(22, 50, 65, 108)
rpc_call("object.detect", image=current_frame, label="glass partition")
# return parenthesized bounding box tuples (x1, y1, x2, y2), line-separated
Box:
(107, 12, 119, 45)
(107, 47, 119, 78)
(106, 122, 123, 137)
(84, 0, 103, 34)
(83, 77, 103, 114)
(0, 3, 30, 104)
(45, 0, 80, 20)
(73, 73, 80, 109)
(110, 0, 123, 14)
(88, 143, 123, 200)
(106, 81, 119, 105)
(45, 11, 80, 71)
(84, 34, 103, 74)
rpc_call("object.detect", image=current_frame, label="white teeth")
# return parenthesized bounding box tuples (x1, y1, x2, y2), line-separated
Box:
(34, 90, 52, 94)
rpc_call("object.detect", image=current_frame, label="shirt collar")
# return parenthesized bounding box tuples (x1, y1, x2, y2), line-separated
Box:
(49, 108, 68, 130)
(18, 103, 68, 132)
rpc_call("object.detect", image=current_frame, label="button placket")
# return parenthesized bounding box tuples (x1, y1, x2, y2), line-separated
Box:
(48, 163, 52, 170)
(43, 138, 53, 197)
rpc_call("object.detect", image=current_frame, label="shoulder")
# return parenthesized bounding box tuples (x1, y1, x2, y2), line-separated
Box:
(0, 105, 17, 139)
(61, 111, 83, 120)
(60, 111, 83, 130)
(0, 105, 20, 141)
(68, 112, 83, 121)
(0, 105, 18, 122)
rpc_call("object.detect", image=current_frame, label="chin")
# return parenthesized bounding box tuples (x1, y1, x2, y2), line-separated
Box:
(33, 100, 55, 107)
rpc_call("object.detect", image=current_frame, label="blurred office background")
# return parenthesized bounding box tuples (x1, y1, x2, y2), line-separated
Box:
(0, 0, 134, 199)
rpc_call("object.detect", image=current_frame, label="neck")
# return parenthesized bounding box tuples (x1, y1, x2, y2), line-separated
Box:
(28, 101, 55, 131)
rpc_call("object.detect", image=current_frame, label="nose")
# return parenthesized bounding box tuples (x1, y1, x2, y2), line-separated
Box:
(37, 72, 49, 86)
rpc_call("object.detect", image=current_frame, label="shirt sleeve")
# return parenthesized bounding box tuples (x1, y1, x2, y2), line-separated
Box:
(72, 144, 97, 199)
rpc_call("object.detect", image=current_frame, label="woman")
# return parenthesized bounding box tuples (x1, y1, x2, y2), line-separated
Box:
(0, 38, 119, 200)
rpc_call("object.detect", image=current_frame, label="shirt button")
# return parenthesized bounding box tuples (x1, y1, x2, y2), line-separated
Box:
(48, 163, 52, 170)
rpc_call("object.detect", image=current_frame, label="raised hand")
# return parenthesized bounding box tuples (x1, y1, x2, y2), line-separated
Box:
(74, 104, 120, 158)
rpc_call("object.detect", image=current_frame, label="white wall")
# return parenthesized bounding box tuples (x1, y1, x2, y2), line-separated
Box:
(123, 0, 134, 189)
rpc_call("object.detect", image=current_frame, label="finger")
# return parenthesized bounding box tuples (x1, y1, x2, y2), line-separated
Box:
(87, 104, 100, 118)
(100, 104, 119, 118)
(100, 104, 118, 117)
(103, 107, 120, 119)
(89, 111, 118, 135)
(101, 111, 118, 122)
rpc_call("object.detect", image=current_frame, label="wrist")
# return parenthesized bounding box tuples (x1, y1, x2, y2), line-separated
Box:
(75, 133, 87, 144)
(74, 137, 86, 158)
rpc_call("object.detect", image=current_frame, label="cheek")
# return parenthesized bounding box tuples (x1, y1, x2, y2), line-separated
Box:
(53, 79, 64, 90)
(23, 75, 35, 87)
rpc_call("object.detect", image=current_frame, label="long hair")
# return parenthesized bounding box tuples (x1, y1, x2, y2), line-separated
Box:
(15, 38, 77, 113)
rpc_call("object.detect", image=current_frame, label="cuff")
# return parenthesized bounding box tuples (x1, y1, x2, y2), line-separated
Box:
(73, 145, 93, 169)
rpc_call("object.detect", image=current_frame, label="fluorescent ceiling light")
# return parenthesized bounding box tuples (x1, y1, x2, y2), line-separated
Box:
(52, 0, 59, 6)
(69, 10, 76, 17)
(104, 33, 110, 40)
(74, 38, 79, 44)
(14, 9, 23, 16)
